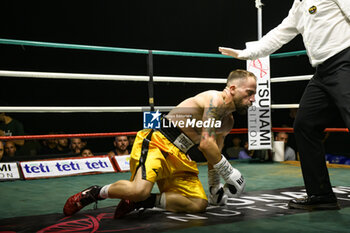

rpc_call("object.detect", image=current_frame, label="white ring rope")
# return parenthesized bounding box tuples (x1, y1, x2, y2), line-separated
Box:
(271, 104, 299, 109)
(0, 104, 299, 113)
(0, 106, 175, 113)
(0, 69, 304, 112)
(0, 70, 225, 84)
(0, 70, 312, 83)
(270, 75, 312, 83)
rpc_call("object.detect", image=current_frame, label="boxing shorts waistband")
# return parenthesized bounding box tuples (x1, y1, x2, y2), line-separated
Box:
(156, 117, 195, 154)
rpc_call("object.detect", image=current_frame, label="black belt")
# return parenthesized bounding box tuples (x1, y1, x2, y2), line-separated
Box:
(316, 46, 350, 75)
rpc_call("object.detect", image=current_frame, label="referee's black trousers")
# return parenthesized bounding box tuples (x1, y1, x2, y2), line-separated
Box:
(294, 47, 350, 196)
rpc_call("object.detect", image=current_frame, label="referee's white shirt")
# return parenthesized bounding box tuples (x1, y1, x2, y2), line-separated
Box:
(240, 0, 350, 67)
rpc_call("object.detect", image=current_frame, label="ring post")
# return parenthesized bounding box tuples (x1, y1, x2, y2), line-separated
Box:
(147, 50, 155, 111)
(255, 0, 263, 40)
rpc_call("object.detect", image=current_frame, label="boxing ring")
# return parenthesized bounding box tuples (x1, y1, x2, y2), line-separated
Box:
(1, 38, 350, 233)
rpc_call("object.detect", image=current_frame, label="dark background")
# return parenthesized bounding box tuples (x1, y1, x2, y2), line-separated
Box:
(0, 0, 347, 154)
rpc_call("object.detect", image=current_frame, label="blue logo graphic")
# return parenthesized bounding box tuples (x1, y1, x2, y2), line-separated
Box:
(143, 110, 161, 129)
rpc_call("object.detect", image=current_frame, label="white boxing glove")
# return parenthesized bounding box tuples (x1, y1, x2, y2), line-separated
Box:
(213, 155, 246, 197)
(208, 183, 228, 206)
(223, 169, 245, 197)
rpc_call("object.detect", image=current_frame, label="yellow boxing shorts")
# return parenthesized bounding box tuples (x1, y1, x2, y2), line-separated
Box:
(129, 129, 207, 200)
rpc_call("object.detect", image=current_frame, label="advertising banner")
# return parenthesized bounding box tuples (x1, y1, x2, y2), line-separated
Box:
(0, 162, 21, 180)
(113, 155, 131, 172)
(20, 156, 116, 179)
(246, 41, 272, 150)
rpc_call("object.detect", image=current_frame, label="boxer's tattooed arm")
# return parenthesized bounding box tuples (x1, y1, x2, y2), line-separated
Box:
(202, 98, 225, 137)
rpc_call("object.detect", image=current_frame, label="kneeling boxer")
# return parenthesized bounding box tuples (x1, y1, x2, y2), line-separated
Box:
(63, 69, 256, 218)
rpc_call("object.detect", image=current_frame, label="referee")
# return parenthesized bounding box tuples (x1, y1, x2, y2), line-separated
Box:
(219, 0, 350, 210)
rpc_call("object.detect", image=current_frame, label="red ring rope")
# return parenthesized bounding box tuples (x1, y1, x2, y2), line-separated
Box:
(229, 127, 349, 134)
(0, 131, 138, 140)
(0, 128, 348, 141)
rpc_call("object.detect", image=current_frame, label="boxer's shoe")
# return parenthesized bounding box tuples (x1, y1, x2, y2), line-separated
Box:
(288, 194, 340, 210)
(114, 199, 138, 219)
(63, 185, 104, 216)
